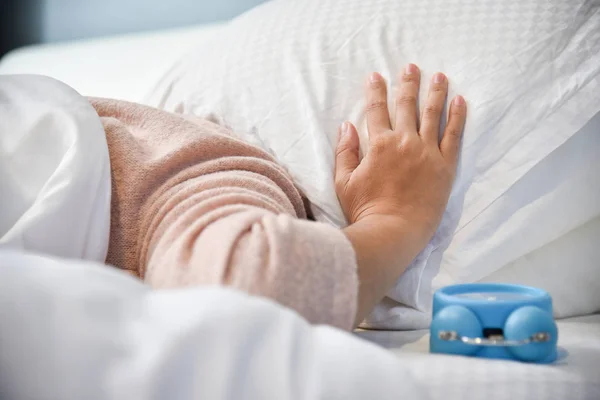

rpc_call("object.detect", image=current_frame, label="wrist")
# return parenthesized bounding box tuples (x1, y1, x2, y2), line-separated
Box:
(343, 215, 429, 283)
(343, 216, 425, 325)
(347, 214, 422, 250)
(344, 217, 400, 265)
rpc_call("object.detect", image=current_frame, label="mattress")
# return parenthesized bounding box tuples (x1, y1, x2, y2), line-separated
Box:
(0, 23, 224, 102)
(356, 314, 600, 399)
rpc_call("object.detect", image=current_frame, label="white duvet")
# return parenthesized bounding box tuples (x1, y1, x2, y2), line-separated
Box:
(0, 75, 110, 260)
(0, 250, 421, 400)
(1, 250, 599, 400)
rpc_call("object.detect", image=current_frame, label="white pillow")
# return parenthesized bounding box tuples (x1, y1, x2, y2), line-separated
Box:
(481, 216, 600, 320)
(147, 0, 600, 328)
(369, 113, 600, 328)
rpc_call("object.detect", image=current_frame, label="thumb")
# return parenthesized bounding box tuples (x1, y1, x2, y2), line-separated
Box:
(334, 121, 360, 190)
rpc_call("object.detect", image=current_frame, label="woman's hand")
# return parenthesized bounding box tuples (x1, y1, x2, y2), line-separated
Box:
(336, 64, 466, 325)
(336, 63, 465, 239)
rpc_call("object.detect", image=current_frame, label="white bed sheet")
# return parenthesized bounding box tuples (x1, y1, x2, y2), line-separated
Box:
(0, 24, 224, 102)
(356, 314, 600, 399)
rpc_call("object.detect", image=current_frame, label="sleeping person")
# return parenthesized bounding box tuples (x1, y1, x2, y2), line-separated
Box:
(92, 63, 466, 330)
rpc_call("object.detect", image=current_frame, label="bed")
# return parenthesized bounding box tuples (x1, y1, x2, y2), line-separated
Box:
(1, 3, 599, 398)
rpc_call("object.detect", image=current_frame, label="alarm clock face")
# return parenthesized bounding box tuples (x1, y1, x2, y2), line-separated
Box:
(453, 292, 536, 302)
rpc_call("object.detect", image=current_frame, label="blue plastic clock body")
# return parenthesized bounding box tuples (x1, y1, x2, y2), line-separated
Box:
(429, 283, 558, 363)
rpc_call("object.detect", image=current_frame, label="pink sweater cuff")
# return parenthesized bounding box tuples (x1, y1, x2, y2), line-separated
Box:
(263, 216, 359, 330)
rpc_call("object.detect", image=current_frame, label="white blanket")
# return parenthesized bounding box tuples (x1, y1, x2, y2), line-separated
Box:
(1, 249, 598, 400)
(0, 75, 111, 261)
(0, 250, 420, 400)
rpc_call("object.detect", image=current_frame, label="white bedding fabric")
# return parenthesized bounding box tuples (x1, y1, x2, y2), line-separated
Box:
(0, 24, 224, 102)
(481, 216, 600, 319)
(356, 314, 600, 400)
(0, 250, 421, 400)
(146, 0, 600, 328)
(0, 249, 598, 400)
(0, 75, 110, 261)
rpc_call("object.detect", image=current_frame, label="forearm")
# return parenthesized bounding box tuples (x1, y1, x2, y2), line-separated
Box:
(343, 217, 427, 326)
(145, 204, 359, 330)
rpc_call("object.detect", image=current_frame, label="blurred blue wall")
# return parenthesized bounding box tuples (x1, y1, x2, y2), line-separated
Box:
(1, 0, 269, 56)
(41, 0, 269, 42)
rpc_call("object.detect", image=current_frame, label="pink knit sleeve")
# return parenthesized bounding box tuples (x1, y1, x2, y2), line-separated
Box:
(89, 98, 358, 330)
(142, 172, 358, 330)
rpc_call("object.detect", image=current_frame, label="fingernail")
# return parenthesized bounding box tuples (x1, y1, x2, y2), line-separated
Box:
(454, 95, 465, 106)
(369, 72, 382, 84)
(433, 73, 445, 84)
(341, 121, 350, 136)
(405, 63, 417, 75)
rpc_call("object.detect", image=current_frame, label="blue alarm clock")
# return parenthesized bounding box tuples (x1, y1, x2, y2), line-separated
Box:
(429, 283, 558, 363)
